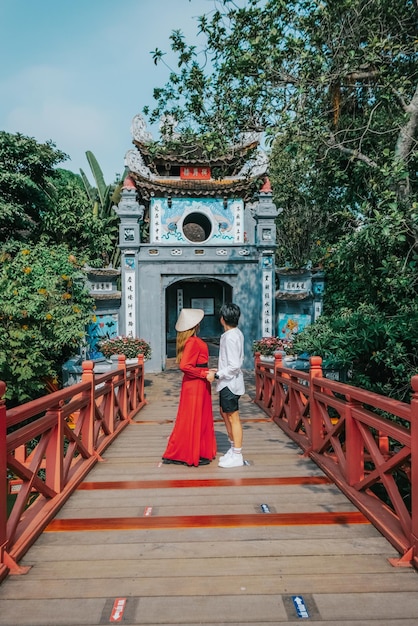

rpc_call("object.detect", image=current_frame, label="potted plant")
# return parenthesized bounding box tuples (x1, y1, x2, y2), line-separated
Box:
(252, 337, 293, 360)
(98, 336, 152, 361)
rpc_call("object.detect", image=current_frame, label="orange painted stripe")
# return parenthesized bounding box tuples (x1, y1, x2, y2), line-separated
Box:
(78, 476, 332, 490)
(45, 511, 369, 533)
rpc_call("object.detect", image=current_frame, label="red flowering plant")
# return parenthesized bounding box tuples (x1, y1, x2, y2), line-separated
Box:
(98, 336, 151, 360)
(251, 336, 293, 357)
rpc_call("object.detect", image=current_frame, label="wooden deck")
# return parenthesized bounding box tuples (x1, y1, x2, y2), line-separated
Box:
(1, 365, 418, 625)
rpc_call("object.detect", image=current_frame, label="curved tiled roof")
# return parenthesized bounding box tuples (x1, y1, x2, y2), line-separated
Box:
(129, 171, 260, 201)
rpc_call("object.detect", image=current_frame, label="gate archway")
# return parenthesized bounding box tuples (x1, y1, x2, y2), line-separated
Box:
(165, 278, 232, 358)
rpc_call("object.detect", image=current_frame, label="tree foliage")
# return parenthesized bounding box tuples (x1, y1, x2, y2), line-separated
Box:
(0, 131, 68, 242)
(294, 302, 418, 400)
(147, 0, 418, 399)
(0, 132, 122, 405)
(0, 240, 94, 405)
(148, 0, 417, 255)
(0, 133, 121, 266)
(79, 151, 125, 267)
(47, 168, 119, 267)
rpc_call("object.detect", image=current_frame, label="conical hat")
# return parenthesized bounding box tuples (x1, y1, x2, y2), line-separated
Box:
(175, 308, 204, 332)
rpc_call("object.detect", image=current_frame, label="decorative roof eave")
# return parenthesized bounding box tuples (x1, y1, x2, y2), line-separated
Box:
(85, 267, 121, 277)
(132, 139, 260, 168)
(125, 145, 268, 201)
(128, 171, 260, 201)
(89, 292, 122, 301)
(275, 291, 312, 301)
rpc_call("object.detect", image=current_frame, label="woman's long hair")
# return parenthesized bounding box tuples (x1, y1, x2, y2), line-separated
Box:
(176, 327, 197, 363)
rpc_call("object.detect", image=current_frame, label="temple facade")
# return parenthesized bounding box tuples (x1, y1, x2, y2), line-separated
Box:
(112, 114, 279, 373)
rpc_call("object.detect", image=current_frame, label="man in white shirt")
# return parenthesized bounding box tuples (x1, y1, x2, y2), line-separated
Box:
(207, 303, 245, 468)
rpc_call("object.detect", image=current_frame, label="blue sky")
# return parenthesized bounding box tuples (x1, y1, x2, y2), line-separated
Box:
(0, 0, 215, 183)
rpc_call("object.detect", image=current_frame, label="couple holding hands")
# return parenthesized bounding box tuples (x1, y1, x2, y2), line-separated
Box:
(162, 303, 245, 469)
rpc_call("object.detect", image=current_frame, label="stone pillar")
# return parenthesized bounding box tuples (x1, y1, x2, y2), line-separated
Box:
(260, 250, 275, 337)
(113, 179, 144, 337)
(253, 178, 279, 248)
(252, 178, 279, 337)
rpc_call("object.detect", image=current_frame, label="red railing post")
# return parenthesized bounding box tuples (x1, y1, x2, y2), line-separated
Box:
(103, 366, 116, 435)
(44, 405, 65, 494)
(81, 361, 95, 454)
(118, 355, 128, 418)
(254, 352, 262, 405)
(136, 354, 145, 410)
(273, 352, 283, 418)
(0, 382, 7, 569)
(410, 375, 418, 561)
(309, 356, 323, 450)
(345, 395, 364, 486)
(263, 356, 274, 412)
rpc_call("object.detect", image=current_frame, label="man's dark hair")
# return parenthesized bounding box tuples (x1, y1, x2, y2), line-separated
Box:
(220, 302, 241, 327)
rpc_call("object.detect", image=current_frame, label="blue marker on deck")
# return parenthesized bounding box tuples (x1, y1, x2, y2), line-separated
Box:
(292, 595, 309, 618)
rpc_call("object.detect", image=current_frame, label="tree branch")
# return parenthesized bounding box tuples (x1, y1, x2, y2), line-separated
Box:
(395, 82, 418, 163)
(326, 133, 378, 167)
(345, 69, 380, 81)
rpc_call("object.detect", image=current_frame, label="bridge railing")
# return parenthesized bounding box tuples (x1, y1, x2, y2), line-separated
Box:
(254, 352, 418, 569)
(0, 355, 146, 582)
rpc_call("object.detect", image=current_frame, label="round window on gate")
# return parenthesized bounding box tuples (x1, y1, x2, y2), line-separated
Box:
(182, 212, 212, 243)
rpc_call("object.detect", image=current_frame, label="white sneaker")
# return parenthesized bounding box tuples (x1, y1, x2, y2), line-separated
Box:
(218, 452, 244, 468)
(219, 447, 233, 462)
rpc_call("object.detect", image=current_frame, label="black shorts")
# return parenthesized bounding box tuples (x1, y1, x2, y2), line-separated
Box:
(219, 386, 240, 413)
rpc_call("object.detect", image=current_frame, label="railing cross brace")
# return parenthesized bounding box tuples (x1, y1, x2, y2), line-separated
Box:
(388, 547, 414, 568)
(3, 551, 31, 576)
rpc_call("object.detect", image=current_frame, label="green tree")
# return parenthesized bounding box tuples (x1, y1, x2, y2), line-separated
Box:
(79, 151, 125, 267)
(0, 132, 118, 405)
(45, 168, 119, 267)
(0, 240, 94, 406)
(0, 133, 122, 266)
(294, 302, 418, 401)
(147, 0, 417, 262)
(0, 131, 68, 242)
(146, 0, 418, 398)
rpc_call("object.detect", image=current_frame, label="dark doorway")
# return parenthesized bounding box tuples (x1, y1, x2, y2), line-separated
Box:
(166, 278, 232, 358)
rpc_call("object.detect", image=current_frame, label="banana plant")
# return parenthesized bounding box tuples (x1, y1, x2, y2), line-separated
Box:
(80, 151, 127, 267)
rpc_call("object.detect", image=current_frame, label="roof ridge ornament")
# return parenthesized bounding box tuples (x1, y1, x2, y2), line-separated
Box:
(125, 149, 153, 179)
(131, 114, 153, 144)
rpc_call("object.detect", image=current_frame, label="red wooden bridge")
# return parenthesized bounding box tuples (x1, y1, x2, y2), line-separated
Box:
(1, 354, 418, 625)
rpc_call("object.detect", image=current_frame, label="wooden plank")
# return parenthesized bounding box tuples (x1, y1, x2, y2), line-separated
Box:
(23, 535, 398, 562)
(0, 573, 416, 599)
(20, 553, 402, 578)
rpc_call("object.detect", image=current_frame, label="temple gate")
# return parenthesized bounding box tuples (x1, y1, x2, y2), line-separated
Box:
(113, 115, 278, 372)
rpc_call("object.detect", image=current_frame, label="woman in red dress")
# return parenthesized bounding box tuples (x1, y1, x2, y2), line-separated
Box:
(162, 308, 217, 467)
